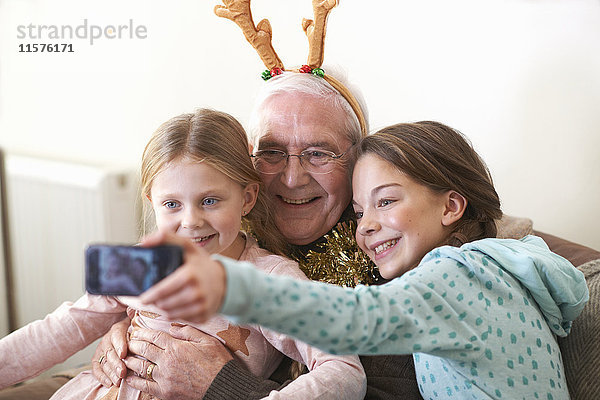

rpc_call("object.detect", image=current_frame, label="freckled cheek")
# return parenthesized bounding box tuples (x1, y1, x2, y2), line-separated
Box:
(385, 213, 408, 232)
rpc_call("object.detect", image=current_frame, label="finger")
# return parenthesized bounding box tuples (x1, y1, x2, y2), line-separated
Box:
(161, 300, 211, 323)
(91, 353, 113, 388)
(105, 347, 127, 385)
(139, 265, 196, 305)
(127, 339, 163, 363)
(125, 374, 161, 397)
(152, 281, 202, 311)
(139, 230, 171, 248)
(122, 357, 158, 381)
(128, 327, 170, 350)
(141, 230, 206, 261)
(110, 322, 129, 359)
(168, 323, 212, 342)
(140, 231, 193, 251)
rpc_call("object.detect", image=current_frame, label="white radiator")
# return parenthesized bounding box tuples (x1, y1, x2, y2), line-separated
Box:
(0, 152, 8, 338)
(2, 153, 140, 374)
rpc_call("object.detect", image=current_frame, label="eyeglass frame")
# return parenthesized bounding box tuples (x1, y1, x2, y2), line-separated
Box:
(250, 147, 353, 175)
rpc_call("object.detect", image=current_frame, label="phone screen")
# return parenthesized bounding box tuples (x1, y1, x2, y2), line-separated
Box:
(85, 244, 183, 296)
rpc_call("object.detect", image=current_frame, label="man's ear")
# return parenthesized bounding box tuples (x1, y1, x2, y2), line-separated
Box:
(241, 182, 259, 216)
(441, 190, 467, 226)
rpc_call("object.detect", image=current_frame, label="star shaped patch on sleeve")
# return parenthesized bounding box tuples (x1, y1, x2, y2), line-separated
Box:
(216, 323, 251, 356)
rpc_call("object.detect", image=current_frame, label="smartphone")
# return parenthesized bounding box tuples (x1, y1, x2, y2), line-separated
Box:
(85, 244, 183, 296)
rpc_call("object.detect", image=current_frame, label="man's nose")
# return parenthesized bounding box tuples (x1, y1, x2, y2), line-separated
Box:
(280, 155, 311, 188)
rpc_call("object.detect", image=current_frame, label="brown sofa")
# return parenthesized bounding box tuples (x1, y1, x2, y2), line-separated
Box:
(535, 231, 600, 400)
(1, 227, 599, 400)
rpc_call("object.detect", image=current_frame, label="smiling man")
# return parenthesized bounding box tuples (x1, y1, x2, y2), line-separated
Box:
(251, 91, 354, 245)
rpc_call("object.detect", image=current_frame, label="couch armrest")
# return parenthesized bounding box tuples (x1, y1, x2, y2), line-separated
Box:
(0, 365, 90, 400)
(534, 231, 600, 267)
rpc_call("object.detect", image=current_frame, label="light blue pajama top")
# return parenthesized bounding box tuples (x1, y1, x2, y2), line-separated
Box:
(215, 236, 588, 400)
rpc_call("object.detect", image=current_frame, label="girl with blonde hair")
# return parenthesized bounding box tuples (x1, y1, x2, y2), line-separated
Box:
(0, 108, 366, 400)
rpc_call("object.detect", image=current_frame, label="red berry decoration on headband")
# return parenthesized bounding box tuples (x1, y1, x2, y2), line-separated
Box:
(261, 67, 283, 81)
(299, 64, 312, 73)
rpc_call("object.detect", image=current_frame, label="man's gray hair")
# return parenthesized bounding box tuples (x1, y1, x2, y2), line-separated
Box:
(248, 68, 369, 149)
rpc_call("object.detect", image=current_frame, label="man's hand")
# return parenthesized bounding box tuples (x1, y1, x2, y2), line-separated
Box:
(139, 231, 227, 323)
(91, 317, 130, 387)
(124, 325, 233, 399)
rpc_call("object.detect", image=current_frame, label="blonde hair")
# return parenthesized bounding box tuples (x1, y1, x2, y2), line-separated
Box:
(141, 108, 288, 256)
(355, 121, 503, 246)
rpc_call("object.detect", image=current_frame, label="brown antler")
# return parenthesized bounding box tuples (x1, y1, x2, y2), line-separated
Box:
(215, 0, 284, 70)
(302, 0, 338, 69)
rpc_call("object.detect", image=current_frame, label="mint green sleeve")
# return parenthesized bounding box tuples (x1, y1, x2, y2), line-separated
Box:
(215, 254, 486, 360)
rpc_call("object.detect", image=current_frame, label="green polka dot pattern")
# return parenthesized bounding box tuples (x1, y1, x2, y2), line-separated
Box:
(220, 237, 587, 399)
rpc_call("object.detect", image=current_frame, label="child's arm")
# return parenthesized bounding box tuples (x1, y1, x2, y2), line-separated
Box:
(0, 294, 127, 388)
(218, 258, 482, 357)
(139, 232, 481, 358)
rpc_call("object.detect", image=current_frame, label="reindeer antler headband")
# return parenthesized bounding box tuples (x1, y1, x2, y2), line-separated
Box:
(214, 0, 367, 135)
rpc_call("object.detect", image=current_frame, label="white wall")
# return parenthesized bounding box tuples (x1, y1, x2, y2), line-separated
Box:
(1, 0, 599, 253)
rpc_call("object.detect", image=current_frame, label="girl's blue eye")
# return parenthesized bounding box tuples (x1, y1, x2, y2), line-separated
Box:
(355, 211, 363, 220)
(203, 198, 217, 206)
(164, 201, 178, 209)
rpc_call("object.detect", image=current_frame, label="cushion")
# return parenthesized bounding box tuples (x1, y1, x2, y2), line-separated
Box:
(0, 377, 69, 400)
(558, 258, 600, 400)
(496, 215, 534, 239)
(0, 365, 89, 400)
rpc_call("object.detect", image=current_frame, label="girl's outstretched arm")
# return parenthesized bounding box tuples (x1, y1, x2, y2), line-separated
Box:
(214, 256, 445, 357)
(139, 231, 482, 358)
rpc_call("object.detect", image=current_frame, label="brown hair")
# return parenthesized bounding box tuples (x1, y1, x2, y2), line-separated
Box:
(354, 121, 502, 246)
(140, 108, 289, 256)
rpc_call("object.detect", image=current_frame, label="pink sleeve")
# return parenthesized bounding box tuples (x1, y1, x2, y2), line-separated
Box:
(0, 293, 128, 388)
(258, 259, 367, 400)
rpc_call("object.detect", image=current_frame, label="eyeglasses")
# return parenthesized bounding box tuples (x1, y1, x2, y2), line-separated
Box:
(250, 148, 350, 174)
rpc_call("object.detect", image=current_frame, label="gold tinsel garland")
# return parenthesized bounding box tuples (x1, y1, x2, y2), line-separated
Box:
(295, 221, 378, 288)
(242, 218, 378, 287)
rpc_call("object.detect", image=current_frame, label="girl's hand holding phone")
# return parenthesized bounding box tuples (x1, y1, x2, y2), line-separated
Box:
(139, 231, 226, 323)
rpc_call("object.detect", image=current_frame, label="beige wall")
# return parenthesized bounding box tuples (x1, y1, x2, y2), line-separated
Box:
(1, 0, 599, 252)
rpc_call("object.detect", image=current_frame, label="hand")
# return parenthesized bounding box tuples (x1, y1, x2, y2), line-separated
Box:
(91, 317, 130, 387)
(139, 231, 226, 323)
(124, 325, 233, 400)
